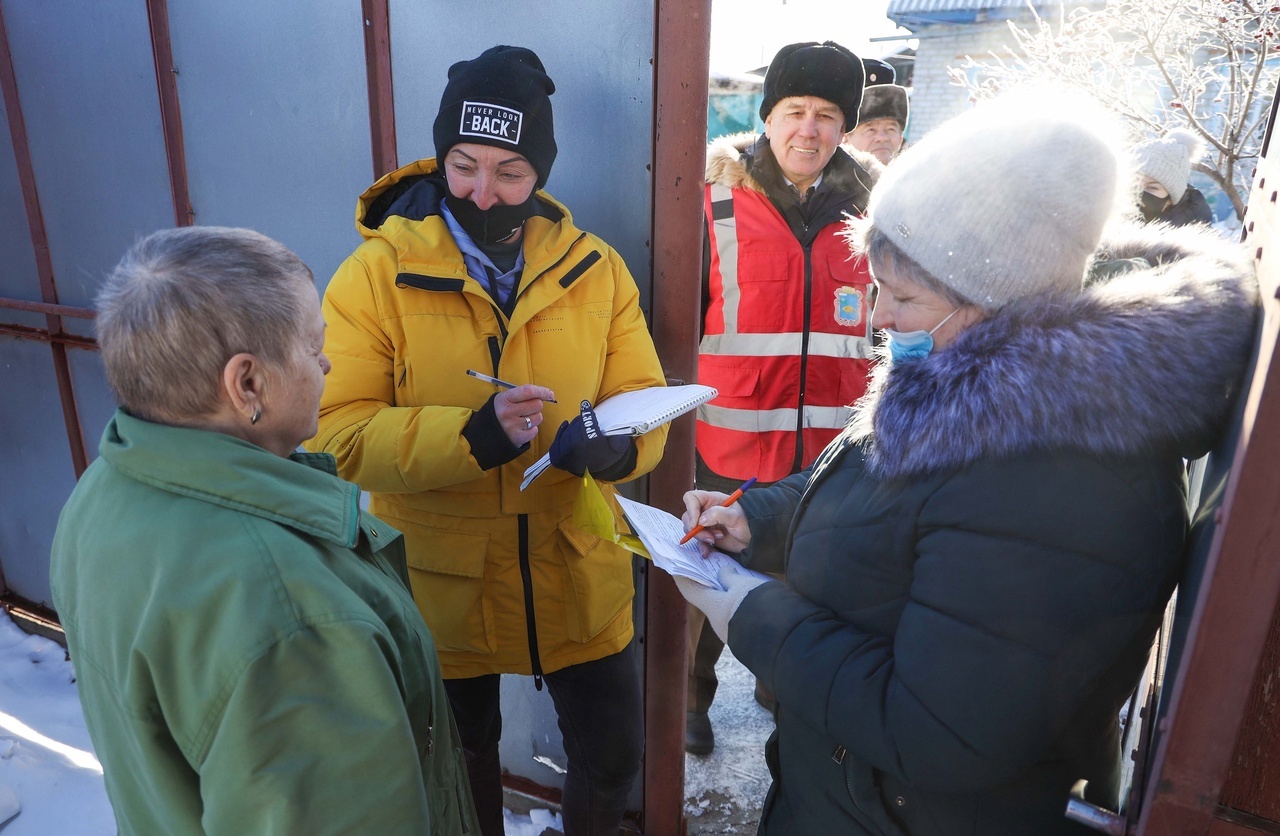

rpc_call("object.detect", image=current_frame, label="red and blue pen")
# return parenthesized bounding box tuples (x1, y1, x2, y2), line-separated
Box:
(678, 477, 758, 545)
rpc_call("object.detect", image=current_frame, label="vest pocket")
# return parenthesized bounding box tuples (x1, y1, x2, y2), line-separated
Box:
(695, 356, 763, 479)
(387, 516, 495, 655)
(735, 249, 799, 332)
(556, 519, 633, 643)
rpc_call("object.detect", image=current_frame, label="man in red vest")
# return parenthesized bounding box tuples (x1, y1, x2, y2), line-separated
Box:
(688, 41, 880, 755)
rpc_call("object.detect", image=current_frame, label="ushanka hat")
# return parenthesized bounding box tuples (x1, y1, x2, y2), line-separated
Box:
(866, 91, 1126, 309)
(433, 45, 557, 189)
(759, 41, 864, 131)
(1132, 128, 1204, 204)
(857, 84, 910, 129)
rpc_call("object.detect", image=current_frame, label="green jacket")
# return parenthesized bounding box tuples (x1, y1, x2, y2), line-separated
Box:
(51, 410, 478, 835)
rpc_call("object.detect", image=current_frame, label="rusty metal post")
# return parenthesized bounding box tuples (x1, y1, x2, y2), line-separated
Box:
(145, 0, 193, 227)
(1136, 138, 1280, 834)
(645, 0, 711, 833)
(360, 0, 397, 180)
(0, 3, 90, 478)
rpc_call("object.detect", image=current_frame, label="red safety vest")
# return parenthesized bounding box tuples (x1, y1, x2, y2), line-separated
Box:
(696, 183, 875, 483)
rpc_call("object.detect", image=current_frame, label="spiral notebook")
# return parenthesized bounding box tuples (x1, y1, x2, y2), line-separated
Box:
(520, 384, 718, 490)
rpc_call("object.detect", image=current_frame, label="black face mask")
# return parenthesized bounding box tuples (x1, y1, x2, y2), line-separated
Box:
(444, 193, 537, 246)
(1139, 190, 1169, 223)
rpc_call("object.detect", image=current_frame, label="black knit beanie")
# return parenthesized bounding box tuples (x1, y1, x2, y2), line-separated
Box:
(433, 45, 557, 189)
(759, 41, 864, 131)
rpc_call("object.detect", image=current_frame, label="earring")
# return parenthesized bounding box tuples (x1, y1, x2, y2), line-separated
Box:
(251, 407, 261, 425)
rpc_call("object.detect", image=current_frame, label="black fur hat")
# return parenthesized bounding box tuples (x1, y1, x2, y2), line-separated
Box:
(759, 41, 864, 131)
(857, 84, 910, 128)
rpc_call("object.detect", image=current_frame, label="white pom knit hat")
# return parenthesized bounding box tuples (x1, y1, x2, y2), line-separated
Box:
(1132, 128, 1204, 204)
(866, 92, 1126, 310)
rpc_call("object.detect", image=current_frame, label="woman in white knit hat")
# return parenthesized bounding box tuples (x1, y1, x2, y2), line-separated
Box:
(1133, 127, 1216, 226)
(674, 92, 1258, 834)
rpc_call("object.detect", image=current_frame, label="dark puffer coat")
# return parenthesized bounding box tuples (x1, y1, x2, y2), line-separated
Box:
(1160, 184, 1215, 227)
(728, 223, 1258, 835)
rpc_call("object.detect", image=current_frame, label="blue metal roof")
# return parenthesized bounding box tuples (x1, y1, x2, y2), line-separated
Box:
(887, 0, 1102, 28)
(888, 0, 1030, 12)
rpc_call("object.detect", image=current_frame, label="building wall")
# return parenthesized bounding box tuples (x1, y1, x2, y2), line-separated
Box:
(904, 20, 1026, 142)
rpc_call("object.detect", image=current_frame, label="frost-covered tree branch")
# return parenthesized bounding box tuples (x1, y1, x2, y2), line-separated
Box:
(953, 0, 1280, 224)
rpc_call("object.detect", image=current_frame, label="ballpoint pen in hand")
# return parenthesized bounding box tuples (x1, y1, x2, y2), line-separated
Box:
(679, 477, 758, 545)
(466, 369, 557, 402)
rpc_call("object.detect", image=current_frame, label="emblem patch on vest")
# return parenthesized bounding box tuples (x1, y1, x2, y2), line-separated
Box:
(459, 101, 523, 145)
(833, 286, 864, 327)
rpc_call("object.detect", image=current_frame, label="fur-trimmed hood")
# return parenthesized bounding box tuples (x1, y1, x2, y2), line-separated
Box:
(848, 222, 1259, 479)
(705, 131, 882, 194)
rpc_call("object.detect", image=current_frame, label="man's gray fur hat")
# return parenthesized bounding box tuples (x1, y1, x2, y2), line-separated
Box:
(857, 84, 909, 129)
(866, 92, 1126, 310)
(1132, 128, 1204, 204)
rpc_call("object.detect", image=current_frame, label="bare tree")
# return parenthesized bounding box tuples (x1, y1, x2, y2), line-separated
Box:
(952, 0, 1280, 224)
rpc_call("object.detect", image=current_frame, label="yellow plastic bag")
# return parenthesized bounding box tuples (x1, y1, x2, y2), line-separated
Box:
(572, 472, 649, 558)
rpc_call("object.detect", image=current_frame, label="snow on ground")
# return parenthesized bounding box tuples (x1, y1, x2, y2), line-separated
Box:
(0, 611, 110, 834)
(683, 649, 773, 833)
(0, 610, 566, 835)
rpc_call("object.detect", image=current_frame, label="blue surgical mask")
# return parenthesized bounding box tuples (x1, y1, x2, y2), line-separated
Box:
(883, 308, 960, 364)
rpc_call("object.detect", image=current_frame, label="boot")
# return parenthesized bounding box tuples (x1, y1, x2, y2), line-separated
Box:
(685, 710, 714, 755)
(754, 679, 777, 713)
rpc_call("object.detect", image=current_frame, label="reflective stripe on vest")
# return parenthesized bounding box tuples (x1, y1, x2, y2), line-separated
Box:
(697, 402, 854, 432)
(708, 184, 742, 332)
(699, 331, 874, 359)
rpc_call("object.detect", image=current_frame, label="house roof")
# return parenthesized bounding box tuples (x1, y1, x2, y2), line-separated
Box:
(888, 0, 1030, 12)
(887, 1, 1102, 28)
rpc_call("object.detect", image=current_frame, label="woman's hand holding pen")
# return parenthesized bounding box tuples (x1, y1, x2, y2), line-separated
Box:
(495, 385, 556, 446)
(681, 490, 752, 558)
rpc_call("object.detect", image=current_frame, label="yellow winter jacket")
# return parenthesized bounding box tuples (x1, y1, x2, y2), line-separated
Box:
(308, 159, 668, 679)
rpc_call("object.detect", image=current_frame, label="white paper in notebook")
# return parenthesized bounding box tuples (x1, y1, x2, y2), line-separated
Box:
(613, 495, 770, 591)
(520, 384, 718, 490)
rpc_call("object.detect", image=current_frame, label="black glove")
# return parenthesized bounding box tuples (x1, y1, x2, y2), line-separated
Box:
(549, 400, 636, 480)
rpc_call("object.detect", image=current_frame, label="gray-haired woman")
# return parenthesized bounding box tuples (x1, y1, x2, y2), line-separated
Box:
(50, 226, 478, 834)
(676, 95, 1259, 834)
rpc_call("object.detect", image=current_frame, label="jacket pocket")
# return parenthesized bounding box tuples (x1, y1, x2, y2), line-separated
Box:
(386, 516, 495, 655)
(392, 353, 410, 405)
(837, 360, 874, 408)
(556, 520, 633, 643)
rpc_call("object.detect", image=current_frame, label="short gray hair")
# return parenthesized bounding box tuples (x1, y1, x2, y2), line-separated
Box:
(844, 216, 977, 311)
(96, 226, 314, 422)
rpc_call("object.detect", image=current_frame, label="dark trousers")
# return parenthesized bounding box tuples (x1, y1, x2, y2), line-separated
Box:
(444, 640, 643, 836)
(687, 605, 725, 713)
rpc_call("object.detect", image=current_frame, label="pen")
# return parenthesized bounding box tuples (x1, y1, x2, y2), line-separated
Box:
(466, 369, 557, 403)
(679, 476, 757, 545)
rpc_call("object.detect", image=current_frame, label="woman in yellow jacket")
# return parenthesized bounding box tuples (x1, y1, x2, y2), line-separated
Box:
(308, 46, 667, 836)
